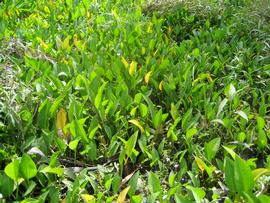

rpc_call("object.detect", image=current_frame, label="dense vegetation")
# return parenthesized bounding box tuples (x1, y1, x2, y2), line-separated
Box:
(0, 0, 270, 202)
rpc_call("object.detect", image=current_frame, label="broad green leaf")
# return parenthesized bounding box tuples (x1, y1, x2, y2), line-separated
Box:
(153, 109, 163, 129)
(49, 96, 64, 117)
(94, 82, 107, 110)
(68, 139, 80, 151)
(142, 94, 155, 120)
(128, 171, 139, 196)
(105, 178, 113, 190)
(20, 154, 37, 180)
(170, 103, 179, 121)
(70, 119, 88, 143)
(186, 186, 205, 203)
(4, 159, 20, 182)
(131, 194, 143, 203)
(128, 119, 144, 133)
(169, 171, 176, 187)
(224, 157, 236, 193)
(125, 131, 138, 158)
(139, 103, 148, 117)
(112, 174, 121, 193)
(0, 173, 14, 197)
(258, 194, 270, 203)
(205, 137, 221, 161)
(181, 108, 193, 131)
(42, 166, 64, 176)
(257, 116, 265, 130)
(186, 128, 197, 140)
(192, 48, 200, 57)
(130, 106, 138, 117)
(175, 194, 193, 203)
(38, 99, 50, 129)
(234, 156, 254, 193)
(258, 129, 267, 149)
(237, 132, 246, 142)
(117, 186, 130, 203)
(148, 171, 161, 194)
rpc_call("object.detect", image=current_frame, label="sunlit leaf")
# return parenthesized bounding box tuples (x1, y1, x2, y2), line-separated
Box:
(62, 36, 70, 49)
(4, 159, 20, 182)
(252, 168, 270, 181)
(129, 119, 144, 133)
(144, 71, 152, 84)
(81, 194, 95, 202)
(194, 156, 206, 173)
(235, 110, 248, 121)
(129, 61, 137, 76)
(117, 186, 130, 203)
(121, 57, 129, 69)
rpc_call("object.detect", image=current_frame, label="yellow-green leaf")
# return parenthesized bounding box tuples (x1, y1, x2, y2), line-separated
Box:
(36, 37, 48, 49)
(117, 186, 130, 203)
(121, 57, 129, 69)
(252, 168, 270, 181)
(159, 81, 163, 91)
(129, 61, 137, 76)
(195, 156, 206, 173)
(56, 108, 67, 130)
(62, 36, 70, 49)
(81, 194, 95, 203)
(223, 146, 237, 160)
(144, 71, 152, 84)
(129, 119, 144, 133)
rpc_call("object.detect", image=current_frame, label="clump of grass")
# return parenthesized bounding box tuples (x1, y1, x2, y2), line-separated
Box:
(143, 0, 225, 16)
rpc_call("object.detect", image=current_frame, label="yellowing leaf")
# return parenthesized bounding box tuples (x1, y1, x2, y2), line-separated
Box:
(159, 81, 163, 91)
(117, 186, 130, 203)
(36, 37, 48, 49)
(62, 36, 70, 49)
(81, 194, 95, 202)
(144, 71, 152, 84)
(207, 73, 213, 82)
(121, 57, 129, 69)
(129, 61, 137, 76)
(129, 119, 144, 133)
(192, 77, 200, 86)
(195, 156, 206, 173)
(56, 108, 67, 130)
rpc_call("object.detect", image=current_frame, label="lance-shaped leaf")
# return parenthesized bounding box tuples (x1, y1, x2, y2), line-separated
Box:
(129, 119, 144, 133)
